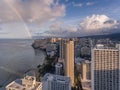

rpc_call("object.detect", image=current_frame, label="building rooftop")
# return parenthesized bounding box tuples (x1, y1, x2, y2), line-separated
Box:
(6, 75, 42, 90)
(6, 79, 25, 90)
(94, 44, 120, 50)
(55, 63, 62, 67)
(75, 58, 91, 64)
(81, 80, 91, 90)
(42, 73, 70, 84)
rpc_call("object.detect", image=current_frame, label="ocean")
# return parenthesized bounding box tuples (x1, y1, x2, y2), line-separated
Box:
(0, 39, 45, 90)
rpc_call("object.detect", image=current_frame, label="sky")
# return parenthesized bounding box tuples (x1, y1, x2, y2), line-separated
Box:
(0, 0, 120, 38)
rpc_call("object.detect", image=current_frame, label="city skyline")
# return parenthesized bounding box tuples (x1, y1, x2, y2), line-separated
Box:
(3, 36, 120, 90)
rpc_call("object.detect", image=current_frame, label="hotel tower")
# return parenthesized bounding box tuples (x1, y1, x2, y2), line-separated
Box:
(92, 44, 120, 90)
(63, 40, 75, 86)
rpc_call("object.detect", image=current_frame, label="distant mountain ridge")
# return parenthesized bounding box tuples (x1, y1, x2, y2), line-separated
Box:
(33, 31, 120, 40)
(81, 33, 120, 40)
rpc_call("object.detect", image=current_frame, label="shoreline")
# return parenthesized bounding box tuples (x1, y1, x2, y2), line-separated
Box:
(0, 40, 46, 90)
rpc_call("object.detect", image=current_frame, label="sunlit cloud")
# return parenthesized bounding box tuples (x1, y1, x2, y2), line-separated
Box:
(40, 14, 120, 37)
(0, 0, 120, 38)
(80, 14, 119, 31)
(0, 0, 66, 38)
(0, 0, 66, 23)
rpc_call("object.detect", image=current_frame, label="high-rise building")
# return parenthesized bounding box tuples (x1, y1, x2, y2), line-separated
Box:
(42, 73, 71, 90)
(63, 40, 75, 86)
(92, 44, 120, 90)
(59, 39, 64, 59)
(55, 63, 63, 75)
(81, 60, 91, 81)
(75, 59, 91, 90)
(59, 39, 69, 59)
(50, 37, 57, 43)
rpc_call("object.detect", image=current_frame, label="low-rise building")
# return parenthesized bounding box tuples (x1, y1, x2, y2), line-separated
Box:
(75, 58, 91, 90)
(46, 43, 57, 57)
(46, 44, 57, 52)
(6, 75, 42, 90)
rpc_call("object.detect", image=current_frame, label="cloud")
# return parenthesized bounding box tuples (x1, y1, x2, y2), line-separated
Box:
(0, 0, 66, 23)
(86, 2, 95, 6)
(80, 14, 119, 34)
(72, 1, 95, 7)
(41, 14, 120, 37)
(50, 21, 63, 31)
(65, 0, 69, 2)
(72, 2, 82, 7)
(43, 21, 78, 37)
(0, 22, 31, 39)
